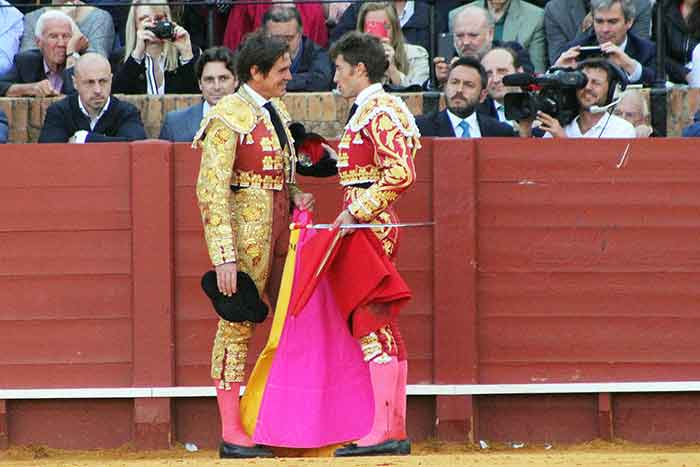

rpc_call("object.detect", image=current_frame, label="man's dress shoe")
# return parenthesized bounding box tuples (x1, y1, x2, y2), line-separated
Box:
(397, 438, 411, 454)
(334, 439, 403, 457)
(219, 441, 274, 458)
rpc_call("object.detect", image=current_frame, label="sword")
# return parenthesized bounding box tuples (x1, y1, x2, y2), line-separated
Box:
(290, 221, 434, 230)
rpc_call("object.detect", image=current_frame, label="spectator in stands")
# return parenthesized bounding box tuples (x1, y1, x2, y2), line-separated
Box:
(0, 108, 8, 143)
(655, 0, 700, 84)
(614, 89, 652, 137)
(39, 53, 147, 143)
(0, 0, 23, 75)
(324, 1, 351, 33)
(0, 10, 78, 97)
(529, 58, 636, 138)
(330, 0, 444, 53)
(357, 2, 429, 89)
(261, 6, 332, 92)
(159, 47, 237, 142)
(112, 0, 199, 95)
(682, 108, 700, 136)
(430, 5, 533, 91)
(553, 0, 655, 85)
(544, 0, 651, 66)
(85, 0, 129, 49)
(480, 47, 523, 127)
(449, 0, 546, 73)
(416, 56, 517, 137)
(224, 2, 328, 52)
(21, 0, 114, 58)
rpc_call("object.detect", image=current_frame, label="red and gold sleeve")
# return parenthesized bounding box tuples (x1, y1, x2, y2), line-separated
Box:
(347, 113, 417, 222)
(195, 119, 238, 266)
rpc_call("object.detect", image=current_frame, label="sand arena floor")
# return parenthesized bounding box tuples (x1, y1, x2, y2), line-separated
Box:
(2, 441, 700, 467)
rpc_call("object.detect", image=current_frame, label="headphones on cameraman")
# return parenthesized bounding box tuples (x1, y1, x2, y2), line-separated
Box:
(578, 59, 628, 113)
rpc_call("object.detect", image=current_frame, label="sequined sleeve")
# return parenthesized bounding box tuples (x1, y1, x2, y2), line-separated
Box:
(196, 119, 238, 266)
(347, 113, 417, 222)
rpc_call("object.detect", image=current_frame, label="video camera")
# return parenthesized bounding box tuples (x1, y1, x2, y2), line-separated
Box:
(503, 68, 588, 126)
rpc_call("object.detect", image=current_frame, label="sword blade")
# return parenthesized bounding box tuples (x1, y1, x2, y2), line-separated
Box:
(293, 221, 435, 230)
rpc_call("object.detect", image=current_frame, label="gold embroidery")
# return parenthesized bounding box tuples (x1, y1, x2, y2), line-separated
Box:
(211, 320, 254, 383)
(196, 120, 238, 266)
(359, 331, 392, 364)
(260, 136, 274, 152)
(231, 170, 285, 190)
(339, 164, 381, 185)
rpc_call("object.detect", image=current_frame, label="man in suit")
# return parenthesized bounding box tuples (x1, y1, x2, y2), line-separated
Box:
(449, 0, 546, 72)
(159, 47, 238, 143)
(430, 5, 533, 91)
(479, 46, 524, 125)
(0, 10, 82, 96)
(544, 0, 651, 65)
(38, 53, 147, 143)
(417, 56, 517, 138)
(262, 6, 332, 92)
(553, 0, 655, 85)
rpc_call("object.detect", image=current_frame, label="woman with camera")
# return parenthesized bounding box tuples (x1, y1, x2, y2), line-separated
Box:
(112, 0, 199, 95)
(356, 2, 429, 89)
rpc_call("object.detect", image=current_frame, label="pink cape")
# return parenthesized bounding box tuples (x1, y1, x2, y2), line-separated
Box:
(251, 211, 373, 448)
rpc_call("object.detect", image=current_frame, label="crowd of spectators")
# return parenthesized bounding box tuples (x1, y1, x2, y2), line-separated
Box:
(1, 0, 700, 143)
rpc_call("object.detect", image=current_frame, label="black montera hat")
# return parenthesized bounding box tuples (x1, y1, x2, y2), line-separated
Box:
(201, 270, 269, 323)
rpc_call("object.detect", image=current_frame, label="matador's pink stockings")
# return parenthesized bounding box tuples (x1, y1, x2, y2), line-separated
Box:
(356, 357, 399, 447)
(215, 380, 255, 447)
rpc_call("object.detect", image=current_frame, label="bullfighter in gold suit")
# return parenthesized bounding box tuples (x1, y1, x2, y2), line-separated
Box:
(330, 32, 420, 457)
(193, 31, 313, 459)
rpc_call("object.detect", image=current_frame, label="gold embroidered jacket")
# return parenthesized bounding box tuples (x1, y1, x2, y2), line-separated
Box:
(193, 87, 300, 266)
(337, 89, 421, 223)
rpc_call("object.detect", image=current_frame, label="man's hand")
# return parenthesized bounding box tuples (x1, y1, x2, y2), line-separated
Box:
(434, 56, 450, 85)
(33, 79, 59, 97)
(68, 30, 89, 55)
(599, 41, 635, 74)
(215, 262, 237, 297)
(293, 192, 315, 211)
(580, 12, 593, 32)
(554, 46, 581, 69)
(515, 117, 536, 137)
(536, 111, 566, 138)
(332, 209, 357, 236)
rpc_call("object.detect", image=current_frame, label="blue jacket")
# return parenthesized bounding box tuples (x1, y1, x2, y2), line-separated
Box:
(0, 108, 7, 143)
(159, 102, 204, 143)
(682, 111, 700, 137)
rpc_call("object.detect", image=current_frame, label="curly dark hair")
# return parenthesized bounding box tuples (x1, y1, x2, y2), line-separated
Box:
(195, 47, 236, 81)
(236, 30, 289, 84)
(329, 31, 389, 84)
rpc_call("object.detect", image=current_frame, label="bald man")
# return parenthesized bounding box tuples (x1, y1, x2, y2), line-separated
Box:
(39, 53, 147, 143)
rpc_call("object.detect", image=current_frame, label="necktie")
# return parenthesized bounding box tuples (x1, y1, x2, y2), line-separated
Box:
(346, 103, 358, 124)
(458, 120, 471, 138)
(263, 102, 289, 152)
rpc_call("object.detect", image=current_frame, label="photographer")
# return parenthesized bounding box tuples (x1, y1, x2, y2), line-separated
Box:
(526, 59, 636, 138)
(552, 0, 655, 85)
(112, 0, 199, 95)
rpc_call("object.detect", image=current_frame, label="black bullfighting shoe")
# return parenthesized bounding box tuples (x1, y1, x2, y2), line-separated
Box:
(219, 441, 274, 458)
(334, 439, 402, 457)
(397, 438, 411, 455)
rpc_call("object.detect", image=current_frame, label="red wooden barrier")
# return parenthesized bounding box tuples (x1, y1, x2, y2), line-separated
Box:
(2, 139, 700, 449)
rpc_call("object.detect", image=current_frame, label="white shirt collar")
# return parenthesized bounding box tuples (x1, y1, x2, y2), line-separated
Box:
(243, 83, 269, 108)
(78, 95, 111, 130)
(398, 1, 415, 27)
(202, 101, 211, 117)
(353, 83, 384, 108)
(446, 109, 481, 137)
(620, 36, 627, 52)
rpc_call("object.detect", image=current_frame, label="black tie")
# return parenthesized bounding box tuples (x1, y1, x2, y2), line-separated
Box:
(263, 102, 289, 152)
(346, 103, 358, 124)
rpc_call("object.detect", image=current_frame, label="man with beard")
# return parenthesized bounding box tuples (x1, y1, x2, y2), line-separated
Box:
(416, 56, 516, 137)
(535, 58, 635, 137)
